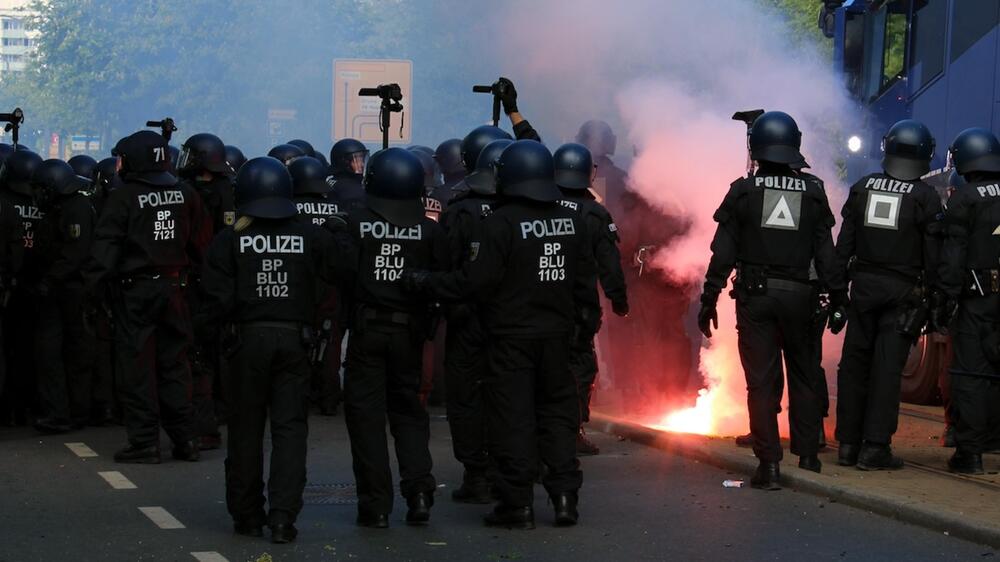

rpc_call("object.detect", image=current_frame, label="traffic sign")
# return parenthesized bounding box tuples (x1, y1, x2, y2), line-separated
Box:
(332, 59, 412, 144)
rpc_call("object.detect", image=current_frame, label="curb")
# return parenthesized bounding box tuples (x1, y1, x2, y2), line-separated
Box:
(590, 412, 1000, 549)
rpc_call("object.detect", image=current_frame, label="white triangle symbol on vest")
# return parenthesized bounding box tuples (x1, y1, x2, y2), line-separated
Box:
(765, 196, 796, 228)
(993, 224, 1000, 236)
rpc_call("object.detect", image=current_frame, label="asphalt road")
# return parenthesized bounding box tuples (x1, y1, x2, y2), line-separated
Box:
(0, 412, 995, 562)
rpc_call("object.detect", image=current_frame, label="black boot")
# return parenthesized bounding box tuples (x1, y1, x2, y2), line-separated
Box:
(735, 433, 753, 448)
(798, 455, 822, 473)
(576, 428, 600, 456)
(856, 443, 904, 471)
(171, 440, 201, 462)
(750, 461, 781, 490)
(34, 417, 72, 434)
(114, 443, 161, 464)
(837, 443, 860, 467)
(270, 523, 298, 544)
(406, 492, 433, 525)
(356, 512, 389, 529)
(452, 475, 492, 504)
(484, 504, 535, 530)
(948, 450, 984, 475)
(552, 492, 579, 526)
(233, 520, 263, 537)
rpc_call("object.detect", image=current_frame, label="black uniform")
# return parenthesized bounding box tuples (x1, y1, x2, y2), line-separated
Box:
(327, 173, 365, 212)
(87, 176, 210, 451)
(183, 175, 234, 446)
(834, 174, 942, 447)
(703, 171, 842, 463)
(0, 199, 23, 421)
(0, 189, 43, 422)
(200, 219, 345, 529)
(342, 208, 447, 518)
(557, 191, 627, 423)
(438, 190, 496, 486)
(940, 179, 1000, 454)
(426, 200, 592, 508)
(34, 192, 97, 427)
(294, 194, 344, 414)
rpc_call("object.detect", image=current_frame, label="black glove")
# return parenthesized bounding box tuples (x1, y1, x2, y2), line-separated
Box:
(324, 212, 349, 234)
(929, 290, 958, 335)
(828, 290, 849, 335)
(497, 76, 518, 115)
(697, 293, 718, 339)
(612, 299, 629, 317)
(400, 269, 431, 294)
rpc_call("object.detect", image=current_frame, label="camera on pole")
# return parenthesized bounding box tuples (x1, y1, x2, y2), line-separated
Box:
(359, 83, 404, 150)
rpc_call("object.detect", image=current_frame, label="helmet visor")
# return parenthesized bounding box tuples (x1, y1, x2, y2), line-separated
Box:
(349, 151, 369, 175)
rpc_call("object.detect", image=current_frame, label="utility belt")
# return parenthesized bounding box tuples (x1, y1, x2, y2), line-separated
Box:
(222, 321, 315, 358)
(853, 263, 922, 286)
(118, 268, 188, 288)
(355, 303, 439, 341)
(731, 264, 812, 297)
(965, 268, 1000, 297)
(361, 307, 413, 326)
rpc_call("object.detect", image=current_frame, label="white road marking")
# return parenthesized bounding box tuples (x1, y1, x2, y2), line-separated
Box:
(139, 506, 185, 529)
(64, 442, 98, 458)
(191, 552, 229, 562)
(97, 471, 137, 490)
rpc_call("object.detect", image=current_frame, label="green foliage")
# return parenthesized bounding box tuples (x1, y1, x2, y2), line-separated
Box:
(758, 0, 832, 57)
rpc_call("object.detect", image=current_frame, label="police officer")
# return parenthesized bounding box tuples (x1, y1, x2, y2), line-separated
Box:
(67, 154, 98, 181)
(199, 156, 346, 544)
(406, 140, 592, 529)
(86, 130, 211, 464)
(576, 120, 626, 210)
(437, 137, 510, 503)
(938, 127, 1000, 474)
(326, 138, 369, 211)
(699, 112, 844, 489)
(31, 160, 96, 433)
(340, 147, 447, 528)
(410, 148, 446, 219)
(455, 126, 514, 197)
(0, 145, 24, 426)
(178, 132, 236, 451)
(88, 156, 120, 426)
(267, 144, 305, 166)
(0, 149, 42, 426)
(833, 120, 941, 469)
(289, 156, 344, 416)
(554, 143, 629, 455)
(435, 138, 465, 190)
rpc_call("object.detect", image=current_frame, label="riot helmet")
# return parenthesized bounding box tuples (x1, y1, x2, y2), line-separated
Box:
(409, 147, 443, 190)
(409, 145, 435, 156)
(576, 120, 617, 158)
(949, 128, 1000, 176)
(287, 139, 316, 158)
(0, 149, 43, 196)
(94, 157, 120, 193)
(234, 156, 298, 219)
(434, 138, 464, 178)
(267, 143, 306, 166)
(553, 143, 594, 191)
(461, 126, 512, 174)
(67, 154, 98, 180)
(32, 159, 90, 208)
(465, 138, 513, 195)
(288, 156, 334, 196)
(0, 143, 12, 165)
(114, 130, 176, 186)
(330, 138, 369, 176)
(363, 147, 425, 227)
(882, 120, 935, 181)
(748, 111, 804, 165)
(224, 144, 247, 174)
(495, 140, 560, 202)
(178, 133, 231, 177)
(167, 145, 180, 176)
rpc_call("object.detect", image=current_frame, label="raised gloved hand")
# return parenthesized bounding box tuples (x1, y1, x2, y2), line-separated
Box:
(928, 289, 958, 335)
(497, 77, 518, 115)
(612, 299, 629, 317)
(828, 290, 849, 335)
(697, 293, 718, 339)
(400, 269, 431, 294)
